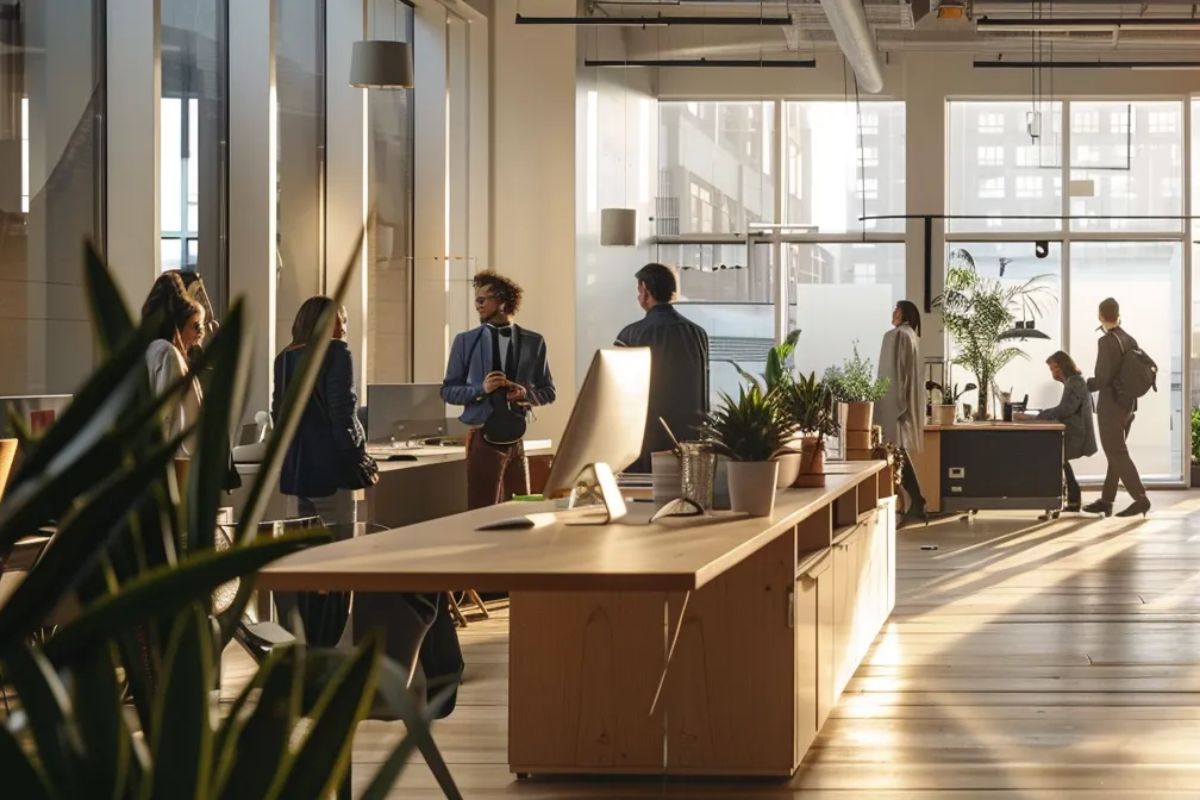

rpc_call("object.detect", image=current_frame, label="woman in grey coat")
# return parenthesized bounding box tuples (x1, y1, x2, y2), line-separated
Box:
(1034, 350, 1097, 514)
(877, 300, 926, 521)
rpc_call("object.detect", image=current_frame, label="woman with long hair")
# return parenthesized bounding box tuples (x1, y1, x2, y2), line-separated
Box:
(876, 300, 926, 522)
(142, 272, 205, 460)
(272, 296, 376, 526)
(1033, 350, 1097, 516)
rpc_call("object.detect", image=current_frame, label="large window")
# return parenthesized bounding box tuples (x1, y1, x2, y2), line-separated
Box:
(657, 100, 906, 405)
(948, 99, 1188, 483)
(160, 0, 228, 305)
(0, 0, 106, 395)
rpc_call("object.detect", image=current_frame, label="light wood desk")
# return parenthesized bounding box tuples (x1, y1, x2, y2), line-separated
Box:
(259, 459, 896, 778)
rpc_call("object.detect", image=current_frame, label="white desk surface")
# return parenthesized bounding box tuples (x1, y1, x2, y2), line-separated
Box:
(372, 439, 553, 471)
(257, 459, 886, 594)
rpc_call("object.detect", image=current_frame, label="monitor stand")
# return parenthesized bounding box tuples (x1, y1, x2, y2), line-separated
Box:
(565, 462, 626, 524)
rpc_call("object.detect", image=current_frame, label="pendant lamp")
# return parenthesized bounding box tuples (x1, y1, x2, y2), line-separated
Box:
(600, 208, 637, 246)
(350, 40, 413, 88)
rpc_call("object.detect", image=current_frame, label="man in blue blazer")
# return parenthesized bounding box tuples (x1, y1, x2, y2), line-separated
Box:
(442, 271, 556, 508)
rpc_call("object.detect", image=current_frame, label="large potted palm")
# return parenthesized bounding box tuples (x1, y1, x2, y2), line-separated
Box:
(779, 372, 840, 488)
(934, 252, 1051, 420)
(701, 385, 797, 517)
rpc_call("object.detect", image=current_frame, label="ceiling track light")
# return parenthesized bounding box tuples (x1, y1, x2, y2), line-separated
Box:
(585, 58, 816, 68)
(978, 16, 1200, 31)
(516, 13, 794, 26)
(975, 59, 1200, 70)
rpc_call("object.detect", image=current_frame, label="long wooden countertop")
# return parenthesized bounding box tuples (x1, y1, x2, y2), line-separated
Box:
(924, 421, 1065, 432)
(257, 459, 886, 594)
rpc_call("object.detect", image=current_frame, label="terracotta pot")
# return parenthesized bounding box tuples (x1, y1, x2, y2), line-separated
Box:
(774, 452, 802, 488)
(845, 448, 874, 461)
(793, 436, 827, 488)
(844, 429, 873, 451)
(931, 404, 957, 426)
(843, 401, 874, 432)
(726, 460, 779, 517)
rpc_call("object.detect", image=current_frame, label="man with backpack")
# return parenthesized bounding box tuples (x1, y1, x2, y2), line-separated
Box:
(1083, 297, 1153, 518)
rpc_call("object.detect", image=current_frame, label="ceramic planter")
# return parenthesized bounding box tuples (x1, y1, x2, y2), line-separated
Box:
(1191, 462, 1200, 488)
(932, 404, 957, 426)
(793, 436, 826, 488)
(726, 460, 779, 517)
(774, 452, 802, 488)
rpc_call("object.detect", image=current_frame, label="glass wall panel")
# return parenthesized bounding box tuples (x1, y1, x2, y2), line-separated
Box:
(0, 0, 104, 395)
(1068, 241, 1183, 482)
(785, 243, 907, 378)
(160, 0, 227, 306)
(1070, 101, 1183, 234)
(943, 242, 1064, 414)
(365, 0, 414, 384)
(1192, 98, 1200, 419)
(663, 242, 774, 406)
(782, 102, 906, 234)
(948, 101, 1063, 233)
(275, 0, 325, 327)
(658, 101, 774, 235)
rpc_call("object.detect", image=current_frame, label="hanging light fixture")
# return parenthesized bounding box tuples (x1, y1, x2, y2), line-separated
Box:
(600, 56, 636, 246)
(351, 0, 413, 89)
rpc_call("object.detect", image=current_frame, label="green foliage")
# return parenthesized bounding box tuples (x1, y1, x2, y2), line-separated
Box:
(1192, 407, 1200, 464)
(925, 381, 976, 405)
(933, 254, 1051, 416)
(701, 384, 798, 462)
(779, 372, 840, 437)
(0, 239, 447, 799)
(824, 343, 890, 403)
(730, 329, 802, 393)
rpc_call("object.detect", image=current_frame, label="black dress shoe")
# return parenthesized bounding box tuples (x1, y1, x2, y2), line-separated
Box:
(1082, 500, 1113, 517)
(1115, 498, 1151, 518)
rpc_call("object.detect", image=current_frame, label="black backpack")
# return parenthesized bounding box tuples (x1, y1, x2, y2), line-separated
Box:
(1111, 330, 1158, 407)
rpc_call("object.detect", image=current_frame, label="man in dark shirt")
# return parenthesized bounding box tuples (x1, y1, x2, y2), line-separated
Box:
(615, 263, 710, 472)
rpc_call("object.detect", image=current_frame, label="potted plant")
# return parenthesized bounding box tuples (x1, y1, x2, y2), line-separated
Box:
(933, 252, 1050, 420)
(701, 384, 797, 516)
(729, 328, 802, 394)
(825, 344, 889, 454)
(779, 372, 840, 488)
(1192, 407, 1200, 487)
(926, 381, 976, 425)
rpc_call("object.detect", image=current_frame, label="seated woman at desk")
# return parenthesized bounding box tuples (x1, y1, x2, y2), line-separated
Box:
(1024, 351, 1097, 515)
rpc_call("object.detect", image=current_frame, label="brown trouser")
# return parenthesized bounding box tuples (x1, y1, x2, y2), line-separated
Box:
(1098, 407, 1146, 503)
(466, 428, 529, 509)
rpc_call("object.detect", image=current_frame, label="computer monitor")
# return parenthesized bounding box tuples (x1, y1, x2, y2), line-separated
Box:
(366, 383, 450, 444)
(0, 395, 72, 439)
(542, 347, 651, 521)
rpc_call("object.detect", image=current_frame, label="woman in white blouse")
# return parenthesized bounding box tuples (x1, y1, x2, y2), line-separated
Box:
(876, 300, 926, 522)
(143, 273, 206, 460)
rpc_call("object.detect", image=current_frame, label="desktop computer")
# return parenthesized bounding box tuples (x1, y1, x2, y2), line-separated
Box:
(366, 383, 459, 448)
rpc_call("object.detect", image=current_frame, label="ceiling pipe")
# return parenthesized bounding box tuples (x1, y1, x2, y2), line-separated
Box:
(817, 0, 884, 93)
(978, 17, 1200, 32)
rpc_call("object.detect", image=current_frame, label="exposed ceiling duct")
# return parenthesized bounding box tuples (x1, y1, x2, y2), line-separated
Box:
(817, 0, 885, 92)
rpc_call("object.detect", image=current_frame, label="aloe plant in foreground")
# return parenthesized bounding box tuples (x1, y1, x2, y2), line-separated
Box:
(0, 239, 455, 798)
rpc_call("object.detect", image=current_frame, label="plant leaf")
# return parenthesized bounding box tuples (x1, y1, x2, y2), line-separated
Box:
(41, 528, 329, 667)
(0, 644, 85, 796)
(269, 637, 382, 800)
(71, 643, 134, 800)
(218, 646, 304, 800)
(82, 239, 136, 356)
(147, 604, 214, 800)
(0, 721, 53, 800)
(185, 300, 250, 556)
(212, 646, 292, 797)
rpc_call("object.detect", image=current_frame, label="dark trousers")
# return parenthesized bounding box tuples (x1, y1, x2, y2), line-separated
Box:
(466, 429, 529, 509)
(1063, 460, 1081, 506)
(1098, 408, 1146, 503)
(899, 448, 925, 512)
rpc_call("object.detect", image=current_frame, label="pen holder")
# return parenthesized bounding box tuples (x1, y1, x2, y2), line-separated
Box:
(679, 443, 716, 511)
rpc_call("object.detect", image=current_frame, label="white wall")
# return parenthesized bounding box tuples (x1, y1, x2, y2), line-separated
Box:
(490, 0, 577, 438)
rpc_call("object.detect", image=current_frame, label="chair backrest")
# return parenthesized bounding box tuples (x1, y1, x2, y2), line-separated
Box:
(0, 439, 17, 503)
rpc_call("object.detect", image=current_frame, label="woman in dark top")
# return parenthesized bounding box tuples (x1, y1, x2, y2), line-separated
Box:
(1033, 350, 1097, 516)
(272, 296, 375, 526)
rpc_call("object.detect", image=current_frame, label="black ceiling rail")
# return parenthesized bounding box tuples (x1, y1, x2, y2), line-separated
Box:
(974, 59, 1200, 69)
(585, 57, 816, 68)
(978, 16, 1200, 27)
(857, 213, 1200, 313)
(517, 13, 794, 26)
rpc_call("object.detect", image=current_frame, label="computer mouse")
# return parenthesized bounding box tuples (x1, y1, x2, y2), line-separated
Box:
(387, 454, 419, 462)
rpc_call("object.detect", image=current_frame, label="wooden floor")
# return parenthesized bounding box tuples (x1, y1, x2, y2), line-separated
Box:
(224, 490, 1200, 797)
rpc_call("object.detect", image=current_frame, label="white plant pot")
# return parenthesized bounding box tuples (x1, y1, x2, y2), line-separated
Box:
(726, 460, 779, 517)
(774, 452, 802, 488)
